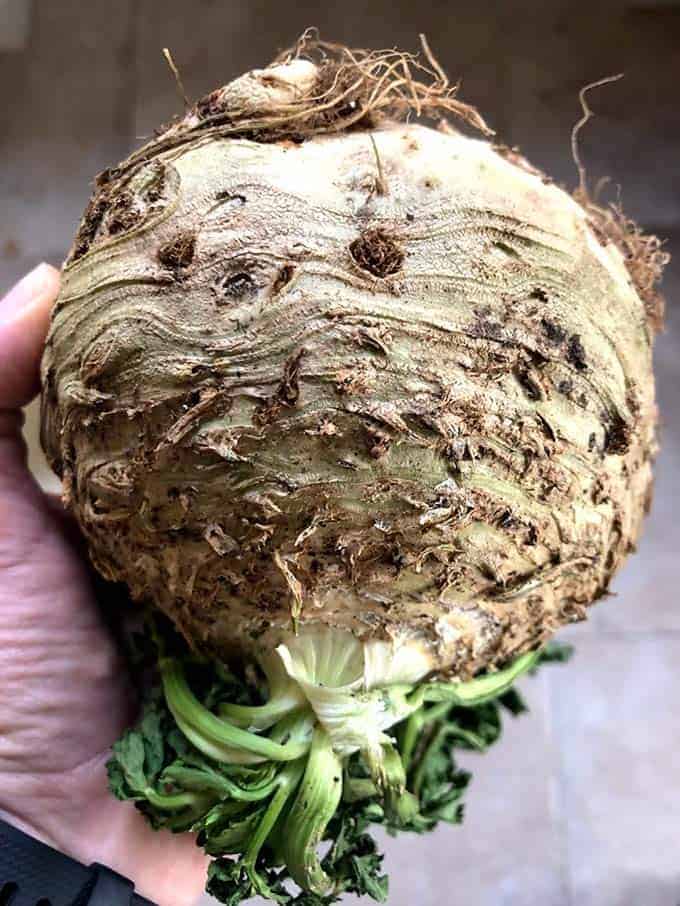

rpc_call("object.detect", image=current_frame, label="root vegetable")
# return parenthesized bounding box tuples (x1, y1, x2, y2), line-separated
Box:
(41, 34, 666, 905)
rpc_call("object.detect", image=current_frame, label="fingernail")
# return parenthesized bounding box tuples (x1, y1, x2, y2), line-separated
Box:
(0, 263, 55, 326)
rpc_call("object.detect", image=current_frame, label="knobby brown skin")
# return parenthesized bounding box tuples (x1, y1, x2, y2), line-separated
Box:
(41, 52, 660, 681)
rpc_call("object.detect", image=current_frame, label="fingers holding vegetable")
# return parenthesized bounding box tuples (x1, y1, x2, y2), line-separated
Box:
(0, 263, 59, 412)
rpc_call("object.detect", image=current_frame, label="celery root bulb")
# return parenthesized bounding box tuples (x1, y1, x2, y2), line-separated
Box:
(41, 48, 661, 680)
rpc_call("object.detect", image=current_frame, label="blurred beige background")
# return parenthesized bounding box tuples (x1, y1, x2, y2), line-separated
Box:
(1, 1, 679, 904)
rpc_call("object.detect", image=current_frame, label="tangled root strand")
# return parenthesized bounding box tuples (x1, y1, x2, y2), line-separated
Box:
(570, 76, 669, 333)
(580, 197, 669, 332)
(265, 29, 493, 137)
(116, 32, 492, 181)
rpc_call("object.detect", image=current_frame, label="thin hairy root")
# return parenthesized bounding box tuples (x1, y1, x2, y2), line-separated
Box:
(569, 74, 668, 332)
(109, 31, 492, 185)
(580, 200, 669, 332)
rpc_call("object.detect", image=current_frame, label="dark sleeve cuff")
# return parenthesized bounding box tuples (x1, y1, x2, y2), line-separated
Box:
(0, 818, 156, 906)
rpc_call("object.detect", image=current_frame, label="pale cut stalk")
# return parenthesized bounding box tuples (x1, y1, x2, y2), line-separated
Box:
(217, 653, 306, 730)
(160, 657, 311, 762)
(281, 726, 343, 896)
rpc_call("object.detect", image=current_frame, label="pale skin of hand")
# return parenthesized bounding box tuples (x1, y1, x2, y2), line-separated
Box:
(0, 264, 208, 906)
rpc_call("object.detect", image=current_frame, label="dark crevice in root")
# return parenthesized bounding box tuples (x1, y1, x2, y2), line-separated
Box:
(215, 271, 257, 303)
(107, 192, 143, 235)
(69, 166, 167, 263)
(254, 349, 306, 425)
(271, 264, 296, 297)
(566, 333, 588, 372)
(71, 193, 111, 261)
(158, 232, 197, 274)
(603, 410, 632, 455)
(541, 317, 566, 344)
(350, 228, 404, 278)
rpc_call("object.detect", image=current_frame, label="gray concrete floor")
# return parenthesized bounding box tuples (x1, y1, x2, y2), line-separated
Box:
(1, 2, 679, 904)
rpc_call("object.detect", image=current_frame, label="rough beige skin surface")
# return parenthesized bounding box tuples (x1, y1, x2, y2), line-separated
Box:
(41, 59, 657, 679)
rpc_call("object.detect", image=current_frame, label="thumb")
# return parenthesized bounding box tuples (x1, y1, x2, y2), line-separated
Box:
(0, 263, 60, 412)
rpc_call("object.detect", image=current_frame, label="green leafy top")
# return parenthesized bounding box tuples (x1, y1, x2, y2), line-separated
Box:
(108, 626, 572, 905)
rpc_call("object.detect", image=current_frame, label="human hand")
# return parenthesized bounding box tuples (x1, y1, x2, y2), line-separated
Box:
(0, 264, 208, 906)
